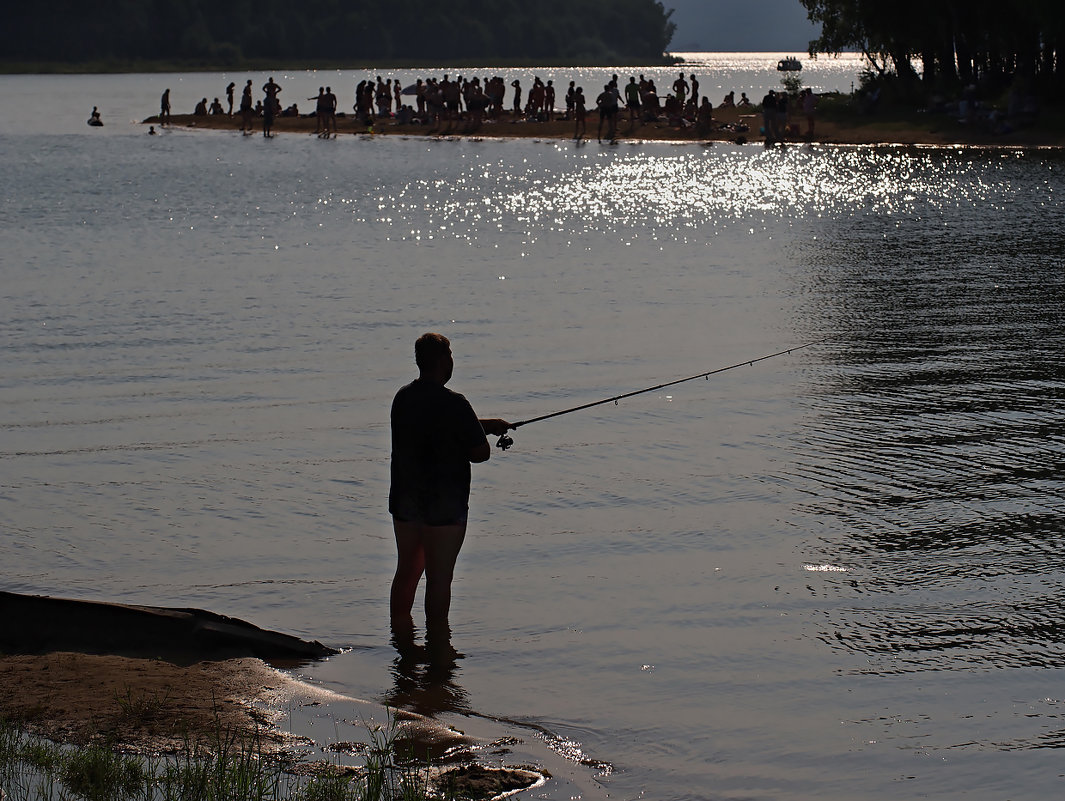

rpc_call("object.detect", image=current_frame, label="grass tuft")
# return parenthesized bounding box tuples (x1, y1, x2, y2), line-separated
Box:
(0, 710, 496, 801)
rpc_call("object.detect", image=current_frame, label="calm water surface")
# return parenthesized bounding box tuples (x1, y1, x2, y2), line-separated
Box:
(2, 61, 1065, 800)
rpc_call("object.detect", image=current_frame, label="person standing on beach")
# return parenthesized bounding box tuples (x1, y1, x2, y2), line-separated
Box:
(774, 90, 789, 141)
(761, 89, 776, 144)
(239, 80, 253, 134)
(325, 86, 337, 136)
(596, 83, 620, 143)
(574, 86, 587, 141)
(625, 76, 641, 130)
(389, 333, 511, 634)
(511, 79, 522, 116)
(696, 97, 713, 137)
(672, 72, 689, 107)
(160, 88, 170, 124)
(226, 82, 235, 115)
(310, 87, 326, 134)
(262, 77, 281, 137)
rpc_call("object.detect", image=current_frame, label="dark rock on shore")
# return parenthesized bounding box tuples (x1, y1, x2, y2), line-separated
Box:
(0, 590, 337, 666)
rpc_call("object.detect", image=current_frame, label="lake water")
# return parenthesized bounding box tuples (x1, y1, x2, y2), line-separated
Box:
(3, 55, 1065, 800)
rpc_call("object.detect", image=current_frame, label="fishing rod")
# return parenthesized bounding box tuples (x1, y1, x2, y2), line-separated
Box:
(495, 340, 823, 450)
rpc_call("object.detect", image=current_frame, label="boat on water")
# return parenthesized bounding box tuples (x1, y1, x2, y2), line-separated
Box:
(777, 56, 802, 72)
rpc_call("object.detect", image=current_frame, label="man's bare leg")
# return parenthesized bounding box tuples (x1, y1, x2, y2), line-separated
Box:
(422, 523, 466, 632)
(391, 519, 427, 620)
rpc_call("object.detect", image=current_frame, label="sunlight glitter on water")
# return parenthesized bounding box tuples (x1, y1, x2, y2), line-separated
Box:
(297, 145, 1060, 254)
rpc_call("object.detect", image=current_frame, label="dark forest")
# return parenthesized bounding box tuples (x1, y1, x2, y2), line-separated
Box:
(803, 0, 1064, 96)
(4, 0, 677, 67)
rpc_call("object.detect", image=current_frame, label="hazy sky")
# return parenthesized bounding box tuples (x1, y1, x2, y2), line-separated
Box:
(665, 0, 821, 53)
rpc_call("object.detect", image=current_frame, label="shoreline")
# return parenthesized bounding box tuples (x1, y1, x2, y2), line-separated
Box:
(145, 106, 1065, 148)
(0, 651, 545, 797)
(0, 591, 547, 796)
(0, 591, 346, 750)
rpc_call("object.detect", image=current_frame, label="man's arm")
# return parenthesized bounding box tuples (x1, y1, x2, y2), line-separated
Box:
(469, 441, 491, 463)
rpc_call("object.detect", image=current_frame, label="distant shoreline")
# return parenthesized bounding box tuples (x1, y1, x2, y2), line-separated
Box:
(0, 55, 682, 76)
(144, 105, 1065, 149)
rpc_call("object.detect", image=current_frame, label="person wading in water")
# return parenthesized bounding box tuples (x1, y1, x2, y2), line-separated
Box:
(388, 333, 510, 638)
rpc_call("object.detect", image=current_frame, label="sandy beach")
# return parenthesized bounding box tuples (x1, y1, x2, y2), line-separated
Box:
(0, 651, 302, 749)
(0, 592, 346, 750)
(146, 104, 1064, 147)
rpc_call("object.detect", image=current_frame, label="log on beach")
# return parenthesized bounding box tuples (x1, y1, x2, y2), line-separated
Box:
(0, 591, 336, 665)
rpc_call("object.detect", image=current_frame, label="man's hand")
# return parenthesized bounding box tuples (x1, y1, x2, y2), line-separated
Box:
(480, 418, 512, 437)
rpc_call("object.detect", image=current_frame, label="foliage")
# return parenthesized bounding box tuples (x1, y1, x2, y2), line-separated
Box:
(60, 744, 147, 800)
(780, 73, 804, 95)
(800, 0, 1065, 98)
(4, 0, 677, 67)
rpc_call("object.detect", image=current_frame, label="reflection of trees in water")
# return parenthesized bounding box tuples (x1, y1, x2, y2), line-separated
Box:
(383, 620, 469, 719)
(788, 172, 1065, 674)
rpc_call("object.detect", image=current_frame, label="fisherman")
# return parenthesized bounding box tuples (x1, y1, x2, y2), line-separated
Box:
(389, 333, 510, 634)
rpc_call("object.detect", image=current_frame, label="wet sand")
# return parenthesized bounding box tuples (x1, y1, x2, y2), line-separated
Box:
(0, 651, 301, 749)
(0, 593, 543, 796)
(0, 592, 350, 750)
(146, 105, 1064, 147)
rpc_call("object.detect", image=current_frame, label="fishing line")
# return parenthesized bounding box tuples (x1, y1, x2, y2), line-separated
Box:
(495, 340, 824, 450)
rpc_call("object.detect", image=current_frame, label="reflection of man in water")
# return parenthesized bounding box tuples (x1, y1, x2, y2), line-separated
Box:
(387, 617, 469, 717)
(389, 333, 510, 635)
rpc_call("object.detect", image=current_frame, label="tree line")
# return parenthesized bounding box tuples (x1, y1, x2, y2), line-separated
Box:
(5, 0, 676, 67)
(802, 0, 1064, 96)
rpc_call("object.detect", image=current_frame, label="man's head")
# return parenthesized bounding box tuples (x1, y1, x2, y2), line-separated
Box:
(415, 333, 453, 382)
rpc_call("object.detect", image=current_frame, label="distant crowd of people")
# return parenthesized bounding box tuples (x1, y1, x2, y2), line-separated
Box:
(760, 87, 818, 143)
(154, 71, 818, 143)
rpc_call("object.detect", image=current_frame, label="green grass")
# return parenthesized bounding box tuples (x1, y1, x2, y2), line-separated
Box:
(0, 712, 454, 801)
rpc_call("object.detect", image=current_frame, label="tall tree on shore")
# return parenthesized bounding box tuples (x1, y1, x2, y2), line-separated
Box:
(801, 0, 1063, 95)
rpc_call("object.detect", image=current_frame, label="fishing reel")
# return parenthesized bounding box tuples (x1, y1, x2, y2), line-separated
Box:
(496, 433, 514, 451)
